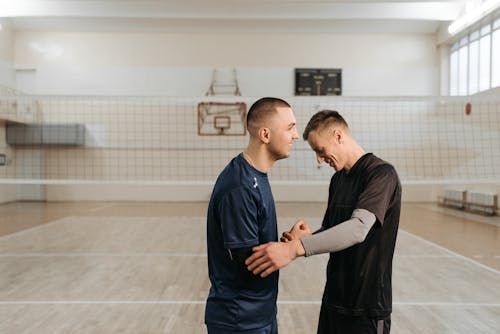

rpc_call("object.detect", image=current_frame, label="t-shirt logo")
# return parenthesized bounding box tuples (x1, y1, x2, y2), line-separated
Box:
(253, 177, 258, 188)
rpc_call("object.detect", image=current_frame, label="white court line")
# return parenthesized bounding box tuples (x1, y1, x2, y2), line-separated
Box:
(0, 215, 204, 241)
(395, 254, 456, 258)
(0, 253, 462, 259)
(0, 301, 205, 305)
(394, 302, 500, 307)
(0, 301, 499, 307)
(86, 203, 115, 213)
(0, 252, 206, 257)
(0, 179, 215, 185)
(281, 302, 500, 307)
(399, 230, 500, 276)
(0, 219, 71, 240)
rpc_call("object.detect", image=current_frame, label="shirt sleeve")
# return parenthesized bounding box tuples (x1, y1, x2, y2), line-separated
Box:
(300, 208, 376, 257)
(357, 164, 399, 225)
(219, 186, 259, 249)
(320, 174, 337, 228)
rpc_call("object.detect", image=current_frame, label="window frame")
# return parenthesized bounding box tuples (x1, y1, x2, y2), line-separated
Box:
(449, 9, 500, 95)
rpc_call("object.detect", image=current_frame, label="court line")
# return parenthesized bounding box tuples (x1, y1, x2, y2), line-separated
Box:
(399, 230, 500, 276)
(0, 179, 216, 185)
(0, 252, 468, 260)
(0, 252, 207, 257)
(394, 254, 457, 258)
(0, 301, 499, 307)
(394, 302, 500, 306)
(0, 253, 461, 258)
(0, 215, 205, 240)
(86, 203, 115, 213)
(0, 218, 71, 240)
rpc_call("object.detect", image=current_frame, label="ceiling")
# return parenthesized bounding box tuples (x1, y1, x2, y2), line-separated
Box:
(1, 0, 466, 34)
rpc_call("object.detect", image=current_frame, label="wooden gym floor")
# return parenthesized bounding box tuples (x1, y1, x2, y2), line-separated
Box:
(0, 201, 499, 333)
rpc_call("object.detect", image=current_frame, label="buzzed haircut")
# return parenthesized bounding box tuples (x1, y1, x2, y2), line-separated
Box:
(302, 110, 349, 141)
(246, 97, 291, 133)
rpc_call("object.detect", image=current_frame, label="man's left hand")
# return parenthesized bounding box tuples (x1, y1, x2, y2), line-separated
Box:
(245, 239, 305, 278)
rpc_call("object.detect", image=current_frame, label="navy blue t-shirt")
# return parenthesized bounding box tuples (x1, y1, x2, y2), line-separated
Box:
(205, 153, 279, 331)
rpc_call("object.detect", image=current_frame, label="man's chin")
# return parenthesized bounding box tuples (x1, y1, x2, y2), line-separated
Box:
(277, 152, 290, 160)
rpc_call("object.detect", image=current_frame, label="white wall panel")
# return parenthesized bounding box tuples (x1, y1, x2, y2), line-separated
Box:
(0, 21, 15, 87)
(14, 31, 439, 96)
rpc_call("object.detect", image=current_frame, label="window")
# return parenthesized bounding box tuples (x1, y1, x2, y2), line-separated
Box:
(481, 24, 491, 36)
(479, 34, 491, 91)
(492, 28, 500, 87)
(449, 11, 500, 95)
(470, 29, 480, 41)
(458, 46, 469, 95)
(469, 40, 479, 94)
(494, 17, 500, 30)
(450, 51, 458, 96)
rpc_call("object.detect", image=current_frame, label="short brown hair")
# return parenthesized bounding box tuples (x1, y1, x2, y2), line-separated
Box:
(302, 110, 348, 141)
(247, 97, 291, 133)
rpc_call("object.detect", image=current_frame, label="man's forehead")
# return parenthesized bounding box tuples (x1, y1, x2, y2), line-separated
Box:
(275, 106, 293, 114)
(308, 130, 328, 145)
(274, 106, 295, 120)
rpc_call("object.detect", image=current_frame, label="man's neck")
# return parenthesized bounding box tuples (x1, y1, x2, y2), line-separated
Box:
(344, 144, 366, 172)
(243, 146, 274, 173)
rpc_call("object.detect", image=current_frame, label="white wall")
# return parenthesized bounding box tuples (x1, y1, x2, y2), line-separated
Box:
(438, 44, 450, 96)
(476, 86, 500, 96)
(0, 20, 15, 88)
(44, 182, 500, 203)
(13, 31, 440, 96)
(0, 20, 17, 203)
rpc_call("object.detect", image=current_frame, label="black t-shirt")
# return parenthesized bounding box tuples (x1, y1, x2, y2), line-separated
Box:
(321, 153, 401, 318)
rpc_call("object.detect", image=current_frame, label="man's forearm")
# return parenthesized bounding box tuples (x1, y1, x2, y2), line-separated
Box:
(300, 208, 376, 257)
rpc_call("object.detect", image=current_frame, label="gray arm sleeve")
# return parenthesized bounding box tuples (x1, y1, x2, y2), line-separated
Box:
(313, 226, 326, 234)
(300, 208, 376, 257)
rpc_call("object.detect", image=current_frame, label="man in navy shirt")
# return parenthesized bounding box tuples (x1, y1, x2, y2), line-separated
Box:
(246, 110, 401, 334)
(205, 97, 299, 333)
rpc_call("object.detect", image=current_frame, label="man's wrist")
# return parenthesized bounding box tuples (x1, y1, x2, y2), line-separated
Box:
(292, 239, 305, 257)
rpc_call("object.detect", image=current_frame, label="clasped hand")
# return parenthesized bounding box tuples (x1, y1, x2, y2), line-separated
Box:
(245, 220, 312, 278)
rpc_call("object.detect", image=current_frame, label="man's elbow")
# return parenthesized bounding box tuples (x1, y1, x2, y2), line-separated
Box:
(353, 225, 371, 244)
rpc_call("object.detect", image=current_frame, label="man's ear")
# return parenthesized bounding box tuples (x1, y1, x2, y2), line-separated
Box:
(258, 127, 271, 144)
(333, 128, 343, 144)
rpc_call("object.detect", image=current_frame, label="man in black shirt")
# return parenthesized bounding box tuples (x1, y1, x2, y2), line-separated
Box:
(246, 110, 401, 334)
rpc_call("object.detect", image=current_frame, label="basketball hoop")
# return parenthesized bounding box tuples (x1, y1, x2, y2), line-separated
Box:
(197, 102, 247, 136)
(214, 116, 231, 135)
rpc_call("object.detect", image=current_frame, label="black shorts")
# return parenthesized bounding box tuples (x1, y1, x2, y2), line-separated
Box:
(317, 304, 391, 334)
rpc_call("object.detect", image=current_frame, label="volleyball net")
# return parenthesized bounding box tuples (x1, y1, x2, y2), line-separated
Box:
(0, 92, 499, 185)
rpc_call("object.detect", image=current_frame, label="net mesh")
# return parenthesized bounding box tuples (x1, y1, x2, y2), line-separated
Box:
(1, 92, 499, 184)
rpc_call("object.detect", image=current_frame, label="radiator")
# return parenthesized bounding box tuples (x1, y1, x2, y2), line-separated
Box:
(467, 191, 498, 215)
(443, 189, 467, 209)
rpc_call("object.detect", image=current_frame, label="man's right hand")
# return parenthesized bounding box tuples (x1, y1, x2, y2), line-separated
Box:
(280, 219, 312, 242)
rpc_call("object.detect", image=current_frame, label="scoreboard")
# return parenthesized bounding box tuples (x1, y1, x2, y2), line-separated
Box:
(295, 68, 342, 96)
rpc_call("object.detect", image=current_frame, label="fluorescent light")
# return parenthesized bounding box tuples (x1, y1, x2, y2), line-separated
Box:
(448, 0, 500, 35)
